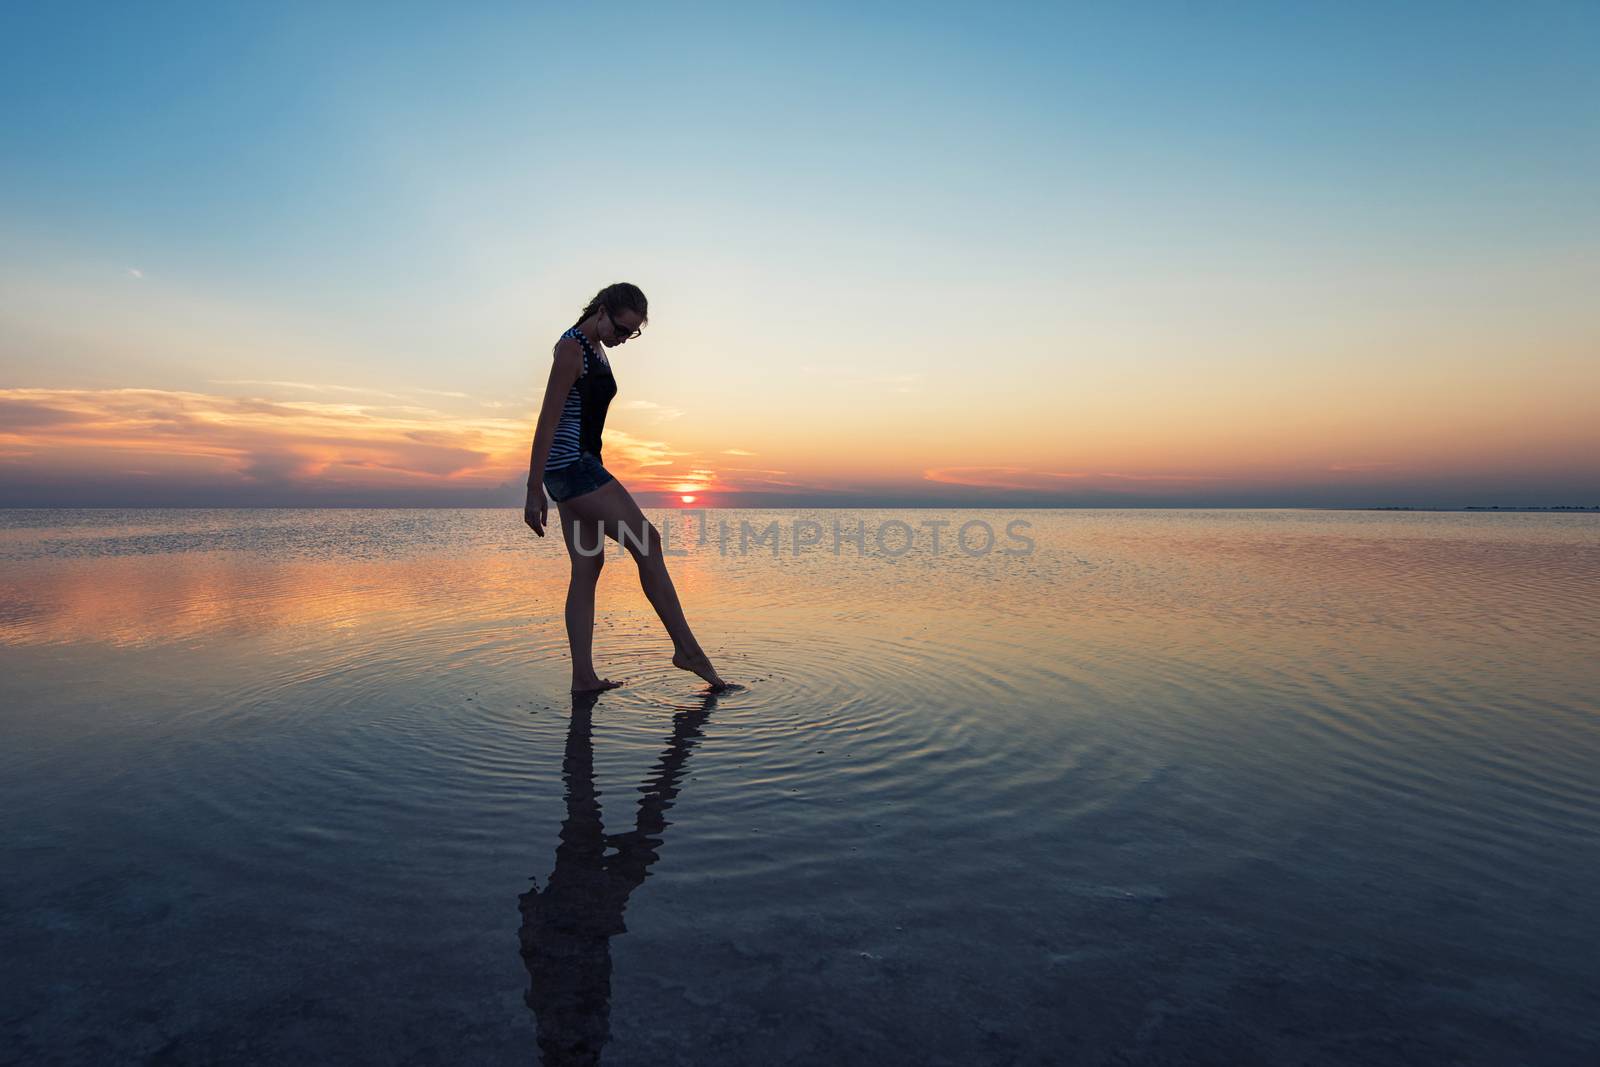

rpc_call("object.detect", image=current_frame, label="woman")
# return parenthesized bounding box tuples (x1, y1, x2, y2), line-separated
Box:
(524, 283, 732, 694)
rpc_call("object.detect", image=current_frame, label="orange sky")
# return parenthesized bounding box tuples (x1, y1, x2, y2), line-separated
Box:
(3, 362, 1595, 508)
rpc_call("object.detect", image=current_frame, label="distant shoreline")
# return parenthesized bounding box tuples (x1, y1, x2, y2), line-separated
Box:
(1360, 506, 1600, 513)
(1, 504, 1597, 513)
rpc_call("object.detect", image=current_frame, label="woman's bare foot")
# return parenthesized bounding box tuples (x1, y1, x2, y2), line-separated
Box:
(672, 646, 735, 690)
(571, 675, 624, 694)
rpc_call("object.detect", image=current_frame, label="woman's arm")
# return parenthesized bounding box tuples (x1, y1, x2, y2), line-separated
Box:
(524, 340, 584, 535)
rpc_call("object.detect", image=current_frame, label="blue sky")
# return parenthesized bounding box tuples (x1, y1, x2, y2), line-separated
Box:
(2, 1, 1597, 506)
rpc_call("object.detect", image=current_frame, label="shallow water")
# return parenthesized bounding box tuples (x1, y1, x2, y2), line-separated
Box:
(2, 507, 1597, 1065)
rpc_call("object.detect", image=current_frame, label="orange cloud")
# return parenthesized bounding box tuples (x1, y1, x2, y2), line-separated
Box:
(0, 387, 518, 487)
(0, 385, 713, 493)
(921, 466, 1225, 492)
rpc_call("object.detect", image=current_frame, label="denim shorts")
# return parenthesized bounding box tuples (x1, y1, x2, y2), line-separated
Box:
(543, 451, 616, 503)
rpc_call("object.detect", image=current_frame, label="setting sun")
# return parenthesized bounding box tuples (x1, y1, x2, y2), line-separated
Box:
(680, 495, 696, 504)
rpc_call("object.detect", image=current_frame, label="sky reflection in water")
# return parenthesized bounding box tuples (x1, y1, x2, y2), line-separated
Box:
(2, 508, 1597, 1064)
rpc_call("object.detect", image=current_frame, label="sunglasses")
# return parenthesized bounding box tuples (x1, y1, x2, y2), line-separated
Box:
(606, 309, 643, 341)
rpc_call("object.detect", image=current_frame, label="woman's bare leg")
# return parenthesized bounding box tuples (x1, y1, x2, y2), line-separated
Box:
(558, 504, 622, 693)
(558, 478, 733, 689)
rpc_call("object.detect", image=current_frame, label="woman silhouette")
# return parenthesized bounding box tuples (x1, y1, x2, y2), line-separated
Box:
(524, 283, 731, 694)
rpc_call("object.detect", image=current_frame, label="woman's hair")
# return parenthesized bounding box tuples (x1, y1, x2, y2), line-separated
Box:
(570, 282, 648, 331)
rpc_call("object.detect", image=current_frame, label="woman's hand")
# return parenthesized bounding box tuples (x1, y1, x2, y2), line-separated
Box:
(525, 490, 548, 537)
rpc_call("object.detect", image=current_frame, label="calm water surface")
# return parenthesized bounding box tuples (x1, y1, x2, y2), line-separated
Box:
(2, 508, 1597, 1065)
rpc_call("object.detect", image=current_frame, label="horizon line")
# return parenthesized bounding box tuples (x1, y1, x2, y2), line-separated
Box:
(4, 504, 1597, 512)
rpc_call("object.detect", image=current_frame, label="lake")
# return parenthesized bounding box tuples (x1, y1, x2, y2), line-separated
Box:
(2, 508, 1597, 1064)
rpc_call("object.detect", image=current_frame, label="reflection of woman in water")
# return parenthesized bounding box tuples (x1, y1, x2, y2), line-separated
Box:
(518, 687, 721, 1065)
(523, 282, 731, 695)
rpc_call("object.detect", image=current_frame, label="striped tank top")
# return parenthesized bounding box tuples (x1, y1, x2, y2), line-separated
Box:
(546, 326, 617, 471)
